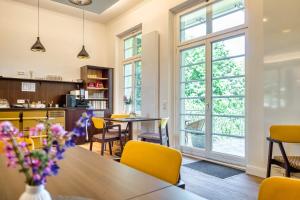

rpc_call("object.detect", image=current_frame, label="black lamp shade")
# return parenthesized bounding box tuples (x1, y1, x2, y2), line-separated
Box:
(31, 37, 46, 52)
(77, 45, 90, 59)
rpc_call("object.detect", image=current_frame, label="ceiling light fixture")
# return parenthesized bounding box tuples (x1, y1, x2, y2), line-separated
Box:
(31, 0, 46, 52)
(69, 0, 92, 6)
(77, 9, 90, 60)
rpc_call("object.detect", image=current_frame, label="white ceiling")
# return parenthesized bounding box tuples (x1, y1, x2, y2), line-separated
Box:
(51, 0, 120, 14)
(14, 0, 142, 23)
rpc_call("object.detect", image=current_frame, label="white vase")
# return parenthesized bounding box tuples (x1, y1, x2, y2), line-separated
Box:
(19, 184, 52, 200)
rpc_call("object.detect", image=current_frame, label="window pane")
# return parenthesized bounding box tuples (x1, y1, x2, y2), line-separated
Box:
(180, 44, 206, 149)
(211, 35, 245, 157)
(124, 88, 132, 99)
(181, 23, 206, 42)
(181, 46, 206, 66)
(124, 64, 132, 76)
(212, 0, 245, 33)
(125, 48, 133, 59)
(212, 35, 245, 60)
(125, 76, 132, 88)
(181, 63, 205, 82)
(212, 77, 245, 96)
(181, 81, 205, 98)
(135, 61, 142, 87)
(212, 97, 245, 115)
(180, 115, 206, 148)
(125, 37, 134, 49)
(212, 57, 245, 78)
(136, 33, 142, 55)
(180, 8, 206, 42)
(180, 99, 205, 115)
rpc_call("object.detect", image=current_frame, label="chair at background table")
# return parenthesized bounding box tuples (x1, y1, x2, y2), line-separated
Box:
(266, 125, 300, 177)
(184, 119, 205, 145)
(137, 118, 169, 146)
(89, 117, 123, 156)
(258, 177, 300, 200)
(120, 141, 185, 189)
(110, 114, 130, 141)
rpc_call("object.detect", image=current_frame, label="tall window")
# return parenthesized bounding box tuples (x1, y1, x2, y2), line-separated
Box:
(177, 0, 246, 161)
(123, 32, 142, 115)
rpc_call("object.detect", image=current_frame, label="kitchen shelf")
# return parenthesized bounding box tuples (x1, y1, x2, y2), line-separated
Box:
(86, 87, 109, 90)
(87, 77, 109, 80)
(81, 66, 113, 113)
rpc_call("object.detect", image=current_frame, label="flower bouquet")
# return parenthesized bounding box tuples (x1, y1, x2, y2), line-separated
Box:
(0, 112, 92, 200)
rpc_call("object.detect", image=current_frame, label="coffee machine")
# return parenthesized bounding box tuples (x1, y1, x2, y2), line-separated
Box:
(66, 89, 89, 108)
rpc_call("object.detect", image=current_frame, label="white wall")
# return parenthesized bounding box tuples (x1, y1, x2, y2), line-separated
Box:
(0, 0, 108, 81)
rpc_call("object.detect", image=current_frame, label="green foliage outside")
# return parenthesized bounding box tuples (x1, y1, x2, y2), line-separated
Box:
(181, 41, 245, 139)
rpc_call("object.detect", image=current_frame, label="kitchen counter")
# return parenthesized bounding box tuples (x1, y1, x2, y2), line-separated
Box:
(0, 107, 87, 111)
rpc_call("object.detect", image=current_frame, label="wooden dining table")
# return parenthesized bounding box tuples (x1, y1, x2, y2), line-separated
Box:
(0, 147, 206, 200)
(104, 117, 161, 140)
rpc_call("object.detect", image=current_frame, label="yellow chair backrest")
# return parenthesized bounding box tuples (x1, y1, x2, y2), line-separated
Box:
(258, 177, 300, 200)
(17, 137, 35, 151)
(0, 140, 4, 154)
(160, 118, 169, 129)
(111, 114, 130, 119)
(0, 137, 34, 154)
(92, 117, 105, 129)
(30, 135, 47, 149)
(270, 125, 300, 143)
(120, 141, 182, 185)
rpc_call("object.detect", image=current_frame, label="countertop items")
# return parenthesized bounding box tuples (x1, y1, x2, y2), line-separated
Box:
(0, 99, 10, 108)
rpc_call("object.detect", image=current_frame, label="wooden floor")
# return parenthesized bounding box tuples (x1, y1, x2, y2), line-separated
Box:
(80, 142, 263, 200)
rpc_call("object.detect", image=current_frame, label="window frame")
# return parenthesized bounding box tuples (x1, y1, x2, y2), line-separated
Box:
(176, 0, 248, 48)
(122, 31, 142, 115)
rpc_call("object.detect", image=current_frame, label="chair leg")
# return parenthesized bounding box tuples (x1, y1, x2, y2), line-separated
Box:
(285, 168, 291, 177)
(266, 141, 273, 177)
(101, 142, 105, 156)
(167, 138, 170, 147)
(109, 142, 113, 155)
(89, 141, 93, 151)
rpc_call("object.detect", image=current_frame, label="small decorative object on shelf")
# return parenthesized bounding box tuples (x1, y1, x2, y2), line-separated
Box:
(0, 111, 93, 200)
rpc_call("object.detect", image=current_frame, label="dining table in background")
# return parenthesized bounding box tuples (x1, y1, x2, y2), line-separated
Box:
(104, 117, 161, 140)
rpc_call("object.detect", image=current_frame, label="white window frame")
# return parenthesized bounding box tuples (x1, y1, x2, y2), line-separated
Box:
(174, 0, 249, 166)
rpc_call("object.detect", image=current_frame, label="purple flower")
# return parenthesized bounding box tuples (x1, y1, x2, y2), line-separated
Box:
(36, 123, 45, 132)
(50, 124, 66, 137)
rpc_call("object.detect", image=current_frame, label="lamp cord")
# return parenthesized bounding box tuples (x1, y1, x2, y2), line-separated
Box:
(82, 9, 85, 45)
(38, 0, 40, 37)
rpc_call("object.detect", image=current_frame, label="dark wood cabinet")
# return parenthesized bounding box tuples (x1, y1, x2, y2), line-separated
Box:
(65, 108, 88, 145)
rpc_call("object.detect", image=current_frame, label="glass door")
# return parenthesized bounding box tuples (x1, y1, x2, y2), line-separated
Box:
(211, 35, 246, 158)
(177, 0, 247, 165)
(178, 34, 246, 164)
(180, 45, 206, 150)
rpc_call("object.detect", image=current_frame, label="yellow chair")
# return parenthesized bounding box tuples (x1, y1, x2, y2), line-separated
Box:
(0, 140, 4, 154)
(266, 125, 300, 177)
(258, 177, 300, 200)
(120, 141, 185, 188)
(0, 137, 34, 154)
(89, 117, 123, 156)
(138, 118, 170, 146)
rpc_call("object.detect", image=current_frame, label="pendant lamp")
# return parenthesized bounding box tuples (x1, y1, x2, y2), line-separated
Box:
(77, 9, 90, 60)
(31, 0, 46, 52)
(69, 0, 92, 6)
